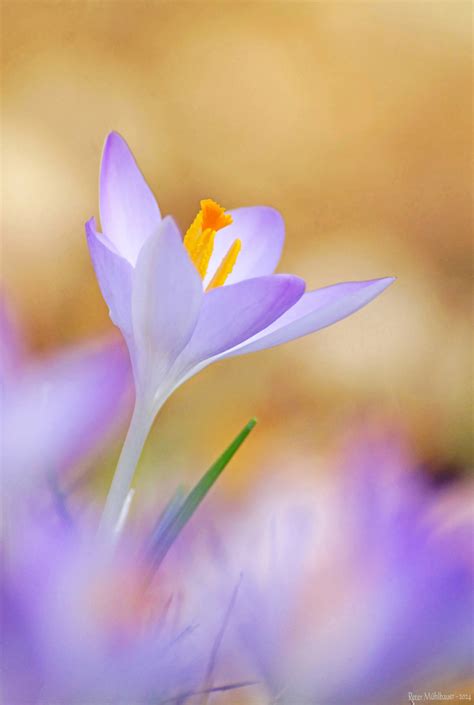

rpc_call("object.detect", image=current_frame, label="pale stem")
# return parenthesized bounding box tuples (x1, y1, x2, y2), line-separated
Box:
(97, 400, 153, 542)
(113, 488, 136, 542)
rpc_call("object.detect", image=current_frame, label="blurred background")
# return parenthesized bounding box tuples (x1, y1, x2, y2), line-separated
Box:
(2, 1, 472, 499)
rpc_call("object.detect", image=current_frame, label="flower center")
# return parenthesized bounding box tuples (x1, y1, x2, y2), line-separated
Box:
(184, 199, 241, 290)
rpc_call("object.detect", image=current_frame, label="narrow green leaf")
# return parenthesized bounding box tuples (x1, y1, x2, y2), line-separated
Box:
(151, 418, 257, 569)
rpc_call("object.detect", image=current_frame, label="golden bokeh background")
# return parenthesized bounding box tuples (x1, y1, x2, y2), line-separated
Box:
(2, 1, 472, 496)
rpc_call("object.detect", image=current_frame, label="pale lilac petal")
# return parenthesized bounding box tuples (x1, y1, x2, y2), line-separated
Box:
(86, 218, 133, 337)
(203, 207, 285, 288)
(131, 217, 203, 395)
(222, 277, 396, 357)
(175, 274, 305, 373)
(2, 338, 131, 491)
(99, 132, 161, 264)
(0, 293, 25, 383)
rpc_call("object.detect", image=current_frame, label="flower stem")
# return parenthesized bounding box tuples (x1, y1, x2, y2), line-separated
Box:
(97, 400, 153, 542)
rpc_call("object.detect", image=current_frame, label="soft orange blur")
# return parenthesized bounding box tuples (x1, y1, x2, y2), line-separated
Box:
(2, 2, 472, 496)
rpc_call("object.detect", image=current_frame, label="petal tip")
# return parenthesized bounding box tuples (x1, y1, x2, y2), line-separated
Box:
(379, 276, 397, 288)
(104, 130, 126, 148)
(101, 132, 132, 170)
(277, 272, 306, 294)
(85, 217, 97, 238)
(256, 205, 284, 233)
(360, 276, 396, 292)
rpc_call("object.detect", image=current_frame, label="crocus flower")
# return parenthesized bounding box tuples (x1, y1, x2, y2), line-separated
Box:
(86, 132, 394, 535)
(0, 295, 131, 501)
(1, 508, 253, 705)
(3, 420, 471, 704)
(187, 434, 473, 704)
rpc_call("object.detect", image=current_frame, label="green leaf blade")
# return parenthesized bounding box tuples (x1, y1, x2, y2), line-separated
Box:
(150, 418, 257, 569)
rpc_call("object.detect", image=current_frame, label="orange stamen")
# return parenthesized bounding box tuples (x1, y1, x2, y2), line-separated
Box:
(184, 198, 239, 287)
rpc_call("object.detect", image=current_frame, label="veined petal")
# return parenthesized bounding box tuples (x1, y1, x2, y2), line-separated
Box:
(174, 274, 305, 374)
(221, 277, 395, 357)
(99, 132, 161, 265)
(86, 218, 134, 337)
(131, 216, 203, 397)
(203, 207, 285, 288)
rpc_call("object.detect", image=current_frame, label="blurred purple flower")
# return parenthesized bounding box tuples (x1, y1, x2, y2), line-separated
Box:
(86, 132, 394, 536)
(0, 295, 131, 497)
(1, 511, 251, 705)
(3, 413, 471, 703)
(184, 434, 473, 703)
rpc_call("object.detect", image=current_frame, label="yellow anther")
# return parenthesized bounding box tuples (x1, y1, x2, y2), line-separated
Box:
(184, 198, 239, 287)
(206, 239, 242, 291)
(183, 210, 203, 254)
(193, 228, 215, 279)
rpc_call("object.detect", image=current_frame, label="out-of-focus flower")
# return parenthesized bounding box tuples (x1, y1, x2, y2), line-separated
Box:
(181, 434, 473, 704)
(1, 509, 252, 705)
(1, 421, 258, 704)
(86, 132, 394, 536)
(3, 397, 471, 704)
(0, 295, 131, 498)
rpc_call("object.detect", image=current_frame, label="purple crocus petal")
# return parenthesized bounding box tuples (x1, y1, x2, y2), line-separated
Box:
(131, 216, 203, 396)
(174, 274, 305, 374)
(0, 293, 25, 383)
(203, 207, 285, 288)
(86, 218, 134, 338)
(2, 338, 131, 492)
(99, 132, 161, 265)
(221, 277, 395, 358)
